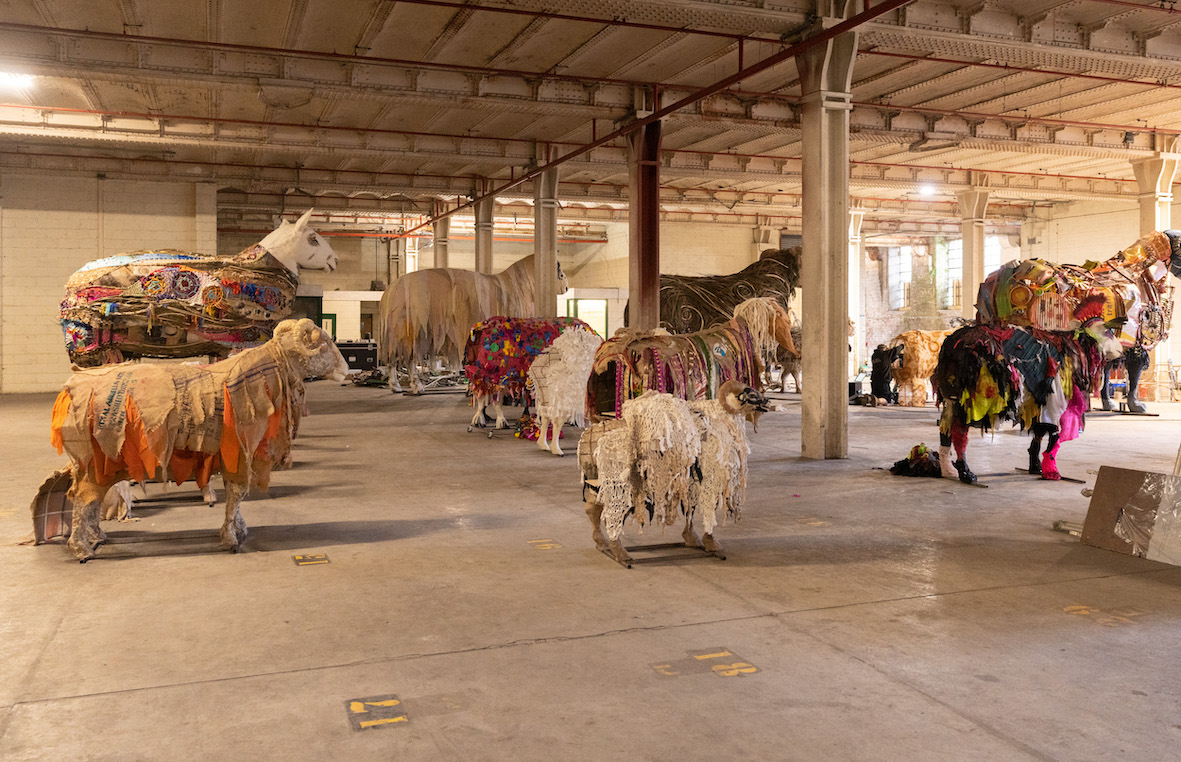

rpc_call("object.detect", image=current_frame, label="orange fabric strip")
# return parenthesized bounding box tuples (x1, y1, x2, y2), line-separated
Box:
(221, 387, 240, 474)
(50, 390, 71, 454)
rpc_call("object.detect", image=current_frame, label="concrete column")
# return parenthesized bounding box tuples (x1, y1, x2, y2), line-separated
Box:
(1131, 145, 1179, 380)
(796, 9, 858, 460)
(627, 120, 662, 329)
(432, 215, 450, 269)
(1132, 154, 1178, 235)
(534, 167, 559, 318)
(957, 188, 989, 320)
(474, 195, 494, 274)
(848, 208, 865, 375)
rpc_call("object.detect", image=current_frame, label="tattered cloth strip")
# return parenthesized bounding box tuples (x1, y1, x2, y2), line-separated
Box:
(689, 398, 749, 535)
(935, 324, 1101, 438)
(61, 245, 298, 365)
(590, 321, 760, 418)
(50, 338, 303, 491)
(975, 231, 1177, 351)
(889, 443, 944, 478)
(628, 249, 800, 333)
(463, 316, 590, 398)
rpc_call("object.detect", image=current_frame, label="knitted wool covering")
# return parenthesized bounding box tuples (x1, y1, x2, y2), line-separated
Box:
(688, 398, 749, 535)
(529, 326, 603, 426)
(590, 392, 701, 541)
(463, 316, 590, 398)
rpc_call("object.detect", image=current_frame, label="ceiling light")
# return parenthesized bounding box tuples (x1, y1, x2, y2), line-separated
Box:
(918, 184, 936, 197)
(0, 72, 34, 90)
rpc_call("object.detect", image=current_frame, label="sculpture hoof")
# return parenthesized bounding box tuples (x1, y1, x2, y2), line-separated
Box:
(954, 459, 977, 484)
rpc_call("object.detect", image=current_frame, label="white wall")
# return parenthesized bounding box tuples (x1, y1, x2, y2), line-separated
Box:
(0, 174, 217, 393)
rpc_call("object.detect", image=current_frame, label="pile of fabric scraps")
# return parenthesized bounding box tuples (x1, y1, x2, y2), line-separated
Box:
(889, 443, 944, 478)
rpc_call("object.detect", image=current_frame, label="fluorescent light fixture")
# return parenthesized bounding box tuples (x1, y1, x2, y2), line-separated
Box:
(0, 72, 35, 89)
(918, 184, 936, 197)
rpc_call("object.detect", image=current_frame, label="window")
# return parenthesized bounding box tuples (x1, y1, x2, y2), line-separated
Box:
(888, 246, 913, 310)
(935, 238, 962, 310)
(567, 298, 608, 337)
(984, 236, 1003, 277)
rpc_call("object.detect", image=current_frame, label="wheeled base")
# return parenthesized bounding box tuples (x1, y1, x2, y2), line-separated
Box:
(599, 541, 726, 569)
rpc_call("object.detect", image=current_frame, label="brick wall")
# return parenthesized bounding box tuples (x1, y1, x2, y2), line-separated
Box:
(0, 174, 217, 393)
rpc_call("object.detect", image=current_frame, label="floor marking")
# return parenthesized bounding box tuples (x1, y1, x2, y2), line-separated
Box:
(1064, 604, 1154, 627)
(652, 647, 760, 678)
(346, 694, 407, 731)
(526, 538, 563, 550)
(293, 553, 329, 566)
(795, 517, 828, 526)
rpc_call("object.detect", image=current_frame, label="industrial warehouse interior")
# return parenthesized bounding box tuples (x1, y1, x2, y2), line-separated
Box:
(1, 0, 1180, 759)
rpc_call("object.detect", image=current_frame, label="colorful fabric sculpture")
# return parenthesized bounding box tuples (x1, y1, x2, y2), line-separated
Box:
(625, 248, 800, 333)
(590, 298, 789, 420)
(61, 246, 298, 366)
(463, 316, 589, 399)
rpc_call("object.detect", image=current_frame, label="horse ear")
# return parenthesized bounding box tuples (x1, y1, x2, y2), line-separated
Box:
(295, 209, 314, 229)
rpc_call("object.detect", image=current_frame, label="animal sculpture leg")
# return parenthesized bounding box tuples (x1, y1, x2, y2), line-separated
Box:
(491, 393, 508, 429)
(536, 415, 550, 451)
(547, 420, 564, 456)
(585, 500, 609, 552)
(220, 476, 249, 551)
(681, 511, 701, 549)
(949, 418, 976, 484)
(1125, 348, 1149, 414)
(700, 531, 725, 558)
(471, 394, 487, 427)
(1100, 362, 1114, 411)
(66, 471, 109, 561)
(202, 481, 217, 506)
(1028, 426, 1047, 475)
(1040, 428, 1062, 481)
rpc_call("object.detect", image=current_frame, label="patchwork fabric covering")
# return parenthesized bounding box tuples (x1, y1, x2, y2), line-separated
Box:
(975, 231, 1177, 352)
(61, 245, 298, 366)
(628, 248, 800, 333)
(935, 324, 1103, 440)
(463, 316, 591, 398)
(589, 321, 761, 419)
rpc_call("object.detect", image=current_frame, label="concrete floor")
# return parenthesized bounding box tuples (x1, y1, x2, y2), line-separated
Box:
(1, 383, 1179, 761)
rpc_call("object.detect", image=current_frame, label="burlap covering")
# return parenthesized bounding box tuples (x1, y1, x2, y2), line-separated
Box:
(889, 329, 954, 406)
(378, 255, 548, 372)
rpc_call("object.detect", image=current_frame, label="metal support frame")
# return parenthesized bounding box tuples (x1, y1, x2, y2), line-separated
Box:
(627, 120, 662, 330)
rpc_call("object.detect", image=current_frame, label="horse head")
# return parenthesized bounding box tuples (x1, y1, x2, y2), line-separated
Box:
(556, 259, 569, 295)
(258, 209, 339, 274)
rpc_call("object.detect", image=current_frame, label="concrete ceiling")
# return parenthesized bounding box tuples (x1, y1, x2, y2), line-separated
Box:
(2, 0, 1181, 238)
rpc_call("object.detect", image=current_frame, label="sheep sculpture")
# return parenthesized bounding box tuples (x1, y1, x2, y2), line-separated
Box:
(577, 380, 770, 568)
(45, 318, 348, 561)
(525, 325, 604, 456)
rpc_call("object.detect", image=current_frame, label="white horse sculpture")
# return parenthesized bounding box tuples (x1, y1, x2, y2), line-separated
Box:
(378, 254, 568, 394)
(61, 210, 338, 366)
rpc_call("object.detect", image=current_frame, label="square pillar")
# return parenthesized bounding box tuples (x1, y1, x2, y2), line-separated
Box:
(432, 215, 450, 269)
(474, 195, 494, 274)
(534, 167, 559, 318)
(957, 188, 989, 320)
(627, 120, 662, 330)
